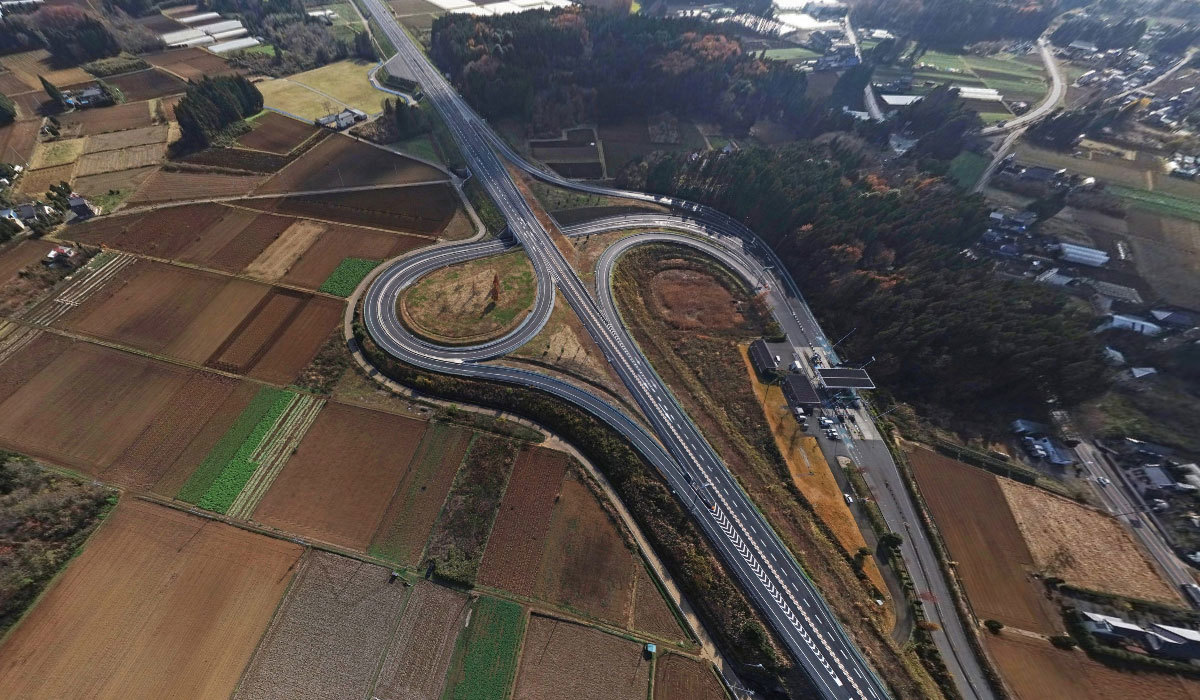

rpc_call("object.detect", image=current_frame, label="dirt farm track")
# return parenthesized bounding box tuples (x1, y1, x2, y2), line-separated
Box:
(0, 499, 302, 698)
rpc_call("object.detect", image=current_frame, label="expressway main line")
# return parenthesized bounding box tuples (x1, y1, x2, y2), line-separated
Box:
(357, 0, 893, 697)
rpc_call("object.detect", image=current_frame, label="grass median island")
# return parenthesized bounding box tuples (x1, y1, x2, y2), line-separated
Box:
(400, 250, 535, 345)
(444, 596, 526, 700)
(319, 257, 382, 297)
(177, 387, 295, 512)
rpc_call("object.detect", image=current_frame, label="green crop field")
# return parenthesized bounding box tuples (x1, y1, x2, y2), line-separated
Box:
(177, 387, 295, 512)
(1109, 185, 1200, 223)
(320, 257, 382, 297)
(763, 47, 820, 61)
(445, 597, 526, 700)
(907, 51, 1047, 105)
(946, 151, 989, 188)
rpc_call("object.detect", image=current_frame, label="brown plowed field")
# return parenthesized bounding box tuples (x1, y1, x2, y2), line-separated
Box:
(244, 219, 325, 282)
(0, 331, 71, 405)
(0, 240, 50, 283)
(84, 124, 168, 153)
(72, 165, 158, 200)
(237, 112, 320, 155)
(632, 565, 686, 642)
(11, 90, 48, 119)
(0, 70, 30, 94)
(16, 163, 75, 196)
(235, 551, 411, 700)
(244, 294, 342, 385)
(104, 68, 187, 101)
(373, 581, 471, 700)
(75, 142, 166, 176)
(999, 478, 1181, 604)
(0, 499, 302, 698)
(60, 261, 264, 364)
(144, 47, 238, 81)
(252, 184, 456, 234)
(369, 421, 473, 565)
(202, 209, 297, 273)
(0, 120, 39, 165)
(256, 133, 446, 193)
(179, 146, 291, 174)
(478, 446, 569, 595)
(164, 278, 269, 363)
(514, 615, 650, 700)
(152, 380, 262, 497)
(282, 223, 427, 289)
(253, 402, 427, 550)
(909, 448, 1060, 634)
(654, 654, 726, 700)
(59, 101, 155, 136)
(0, 49, 89, 88)
(212, 290, 305, 371)
(67, 203, 226, 259)
(0, 341, 193, 475)
(985, 632, 1200, 700)
(104, 372, 246, 490)
(126, 168, 264, 204)
(535, 471, 636, 626)
(75, 204, 296, 274)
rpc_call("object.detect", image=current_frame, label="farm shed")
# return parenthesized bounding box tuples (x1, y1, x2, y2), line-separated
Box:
(1057, 242, 1109, 267)
(747, 339, 777, 376)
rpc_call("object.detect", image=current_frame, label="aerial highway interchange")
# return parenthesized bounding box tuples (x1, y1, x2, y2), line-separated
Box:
(357, 0, 994, 697)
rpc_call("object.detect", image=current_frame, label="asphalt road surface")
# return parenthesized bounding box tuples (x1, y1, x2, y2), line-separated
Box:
(981, 38, 1065, 136)
(357, 1, 992, 697)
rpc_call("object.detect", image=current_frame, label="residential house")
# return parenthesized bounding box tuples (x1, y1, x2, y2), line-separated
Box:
(0, 208, 25, 230)
(1096, 314, 1163, 336)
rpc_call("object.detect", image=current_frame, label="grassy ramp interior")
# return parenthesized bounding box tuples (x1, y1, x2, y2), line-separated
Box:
(399, 250, 535, 345)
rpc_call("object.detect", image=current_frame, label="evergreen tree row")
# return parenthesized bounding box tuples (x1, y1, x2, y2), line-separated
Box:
(174, 76, 264, 146)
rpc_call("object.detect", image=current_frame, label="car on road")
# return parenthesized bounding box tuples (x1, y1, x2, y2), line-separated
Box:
(1097, 476, 1111, 486)
(844, 493, 854, 504)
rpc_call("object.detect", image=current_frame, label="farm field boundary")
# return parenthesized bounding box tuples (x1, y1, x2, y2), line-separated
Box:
(226, 394, 325, 519)
(1109, 185, 1200, 224)
(368, 421, 472, 565)
(178, 387, 315, 513)
(22, 253, 137, 327)
(443, 595, 526, 700)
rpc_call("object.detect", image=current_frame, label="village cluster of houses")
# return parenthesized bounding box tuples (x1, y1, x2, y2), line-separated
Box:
(1066, 37, 1181, 97)
(0, 194, 97, 231)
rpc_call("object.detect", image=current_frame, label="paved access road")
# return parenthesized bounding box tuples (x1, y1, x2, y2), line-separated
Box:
(981, 38, 1065, 136)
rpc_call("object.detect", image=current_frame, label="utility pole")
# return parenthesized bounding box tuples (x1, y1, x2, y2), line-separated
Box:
(832, 327, 856, 348)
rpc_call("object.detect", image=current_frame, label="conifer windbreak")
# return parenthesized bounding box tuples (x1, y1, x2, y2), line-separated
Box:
(174, 76, 264, 146)
(0, 93, 14, 126)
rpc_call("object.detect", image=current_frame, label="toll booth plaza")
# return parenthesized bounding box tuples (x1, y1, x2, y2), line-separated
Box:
(815, 367, 875, 390)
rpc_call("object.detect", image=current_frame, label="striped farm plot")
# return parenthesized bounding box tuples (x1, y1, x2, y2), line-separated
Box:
(226, 394, 324, 519)
(177, 387, 325, 515)
(0, 321, 42, 365)
(22, 252, 137, 326)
